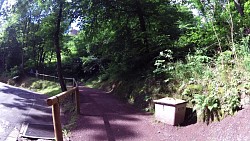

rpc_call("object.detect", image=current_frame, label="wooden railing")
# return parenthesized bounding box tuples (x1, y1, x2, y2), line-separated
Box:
(32, 72, 80, 141)
(47, 85, 80, 141)
(34, 71, 77, 87)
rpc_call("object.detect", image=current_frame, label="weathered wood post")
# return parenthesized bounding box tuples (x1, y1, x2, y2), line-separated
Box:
(73, 78, 75, 87)
(35, 70, 38, 78)
(47, 86, 80, 141)
(52, 102, 63, 141)
(76, 87, 80, 114)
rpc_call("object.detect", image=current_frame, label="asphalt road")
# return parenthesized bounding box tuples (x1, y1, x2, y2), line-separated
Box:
(0, 82, 52, 141)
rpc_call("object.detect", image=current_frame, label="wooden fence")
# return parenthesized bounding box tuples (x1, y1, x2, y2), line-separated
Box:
(33, 72, 80, 141)
(47, 85, 80, 141)
(34, 71, 77, 87)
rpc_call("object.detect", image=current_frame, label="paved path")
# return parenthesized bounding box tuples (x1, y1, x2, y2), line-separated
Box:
(0, 82, 52, 141)
(70, 87, 250, 141)
(71, 87, 165, 141)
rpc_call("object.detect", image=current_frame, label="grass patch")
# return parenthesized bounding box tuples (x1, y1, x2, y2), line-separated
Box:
(29, 79, 62, 97)
(84, 77, 99, 88)
(38, 86, 61, 97)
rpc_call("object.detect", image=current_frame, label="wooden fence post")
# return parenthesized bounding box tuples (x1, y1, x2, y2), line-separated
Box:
(52, 103, 63, 141)
(35, 70, 38, 78)
(75, 87, 80, 114)
(47, 85, 79, 141)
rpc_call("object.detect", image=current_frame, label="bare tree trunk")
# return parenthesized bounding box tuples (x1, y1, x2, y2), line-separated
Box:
(54, 0, 67, 92)
(21, 16, 29, 74)
(135, 0, 148, 51)
(233, 0, 244, 17)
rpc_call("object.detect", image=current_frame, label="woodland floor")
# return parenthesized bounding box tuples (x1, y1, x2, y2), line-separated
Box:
(69, 86, 250, 141)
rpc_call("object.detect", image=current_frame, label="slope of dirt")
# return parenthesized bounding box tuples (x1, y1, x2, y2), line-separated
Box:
(70, 87, 250, 141)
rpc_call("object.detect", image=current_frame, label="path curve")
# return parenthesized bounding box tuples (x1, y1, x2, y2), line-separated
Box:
(71, 87, 250, 141)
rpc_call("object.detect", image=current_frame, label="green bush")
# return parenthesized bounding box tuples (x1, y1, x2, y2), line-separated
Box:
(30, 80, 61, 97)
(153, 37, 250, 124)
(243, 57, 250, 71)
(192, 93, 220, 124)
(221, 93, 240, 116)
(30, 80, 43, 89)
(9, 66, 21, 77)
(217, 51, 234, 66)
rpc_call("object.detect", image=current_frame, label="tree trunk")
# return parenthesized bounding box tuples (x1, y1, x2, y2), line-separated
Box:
(21, 16, 30, 74)
(233, 0, 244, 17)
(38, 46, 44, 70)
(135, 0, 148, 51)
(54, 0, 67, 92)
(34, 22, 40, 70)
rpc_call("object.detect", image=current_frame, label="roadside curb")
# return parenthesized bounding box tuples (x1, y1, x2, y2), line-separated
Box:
(5, 126, 20, 141)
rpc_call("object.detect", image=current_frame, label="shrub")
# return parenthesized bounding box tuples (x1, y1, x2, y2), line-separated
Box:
(192, 93, 220, 124)
(153, 37, 250, 124)
(221, 93, 240, 116)
(30, 80, 61, 97)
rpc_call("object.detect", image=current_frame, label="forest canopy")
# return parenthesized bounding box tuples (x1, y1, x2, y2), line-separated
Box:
(0, 0, 250, 123)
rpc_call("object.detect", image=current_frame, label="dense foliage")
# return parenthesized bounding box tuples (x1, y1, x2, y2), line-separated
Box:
(0, 0, 250, 123)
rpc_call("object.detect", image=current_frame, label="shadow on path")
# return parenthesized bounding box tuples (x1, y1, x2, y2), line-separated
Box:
(71, 87, 164, 141)
(0, 82, 53, 140)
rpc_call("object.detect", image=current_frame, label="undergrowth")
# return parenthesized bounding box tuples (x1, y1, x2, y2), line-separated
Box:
(153, 36, 250, 124)
(12, 77, 62, 97)
(29, 79, 61, 97)
(94, 36, 250, 124)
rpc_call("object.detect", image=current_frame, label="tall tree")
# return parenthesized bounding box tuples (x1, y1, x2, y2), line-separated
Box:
(54, 0, 67, 91)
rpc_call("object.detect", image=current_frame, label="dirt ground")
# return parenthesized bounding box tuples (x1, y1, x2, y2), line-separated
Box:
(69, 87, 250, 141)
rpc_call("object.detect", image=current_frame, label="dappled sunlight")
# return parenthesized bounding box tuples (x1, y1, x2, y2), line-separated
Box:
(70, 87, 164, 141)
(0, 82, 53, 140)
